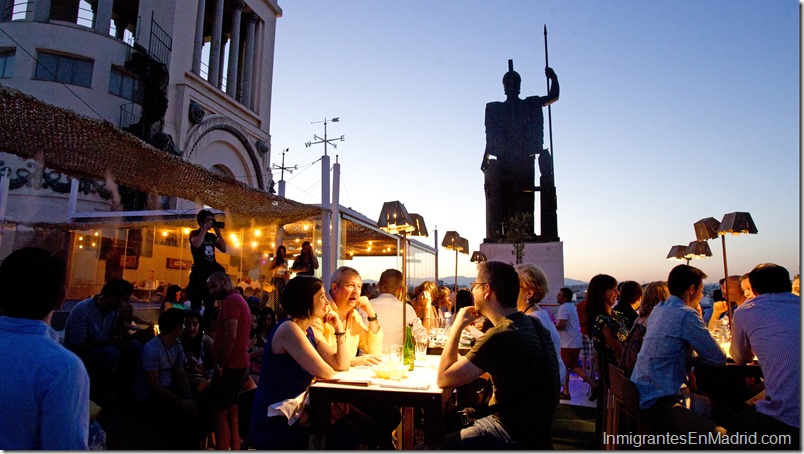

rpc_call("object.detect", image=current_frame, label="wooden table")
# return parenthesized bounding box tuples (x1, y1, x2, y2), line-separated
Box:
(308, 355, 451, 449)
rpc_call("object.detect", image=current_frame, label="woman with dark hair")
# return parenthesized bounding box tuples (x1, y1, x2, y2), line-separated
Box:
(613, 280, 642, 329)
(290, 241, 319, 276)
(249, 276, 349, 449)
(586, 274, 629, 381)
(181, 310, 214, 396)
(586, 274, 629, 445)
(268, 245, 290, 313)
(161, 284, 186, 313)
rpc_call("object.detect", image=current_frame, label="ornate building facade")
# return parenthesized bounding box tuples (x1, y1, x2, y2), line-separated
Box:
(0, 0, 281, 221)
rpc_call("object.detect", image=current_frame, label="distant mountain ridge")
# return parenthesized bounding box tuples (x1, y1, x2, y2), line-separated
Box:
(365, 276, 588, 287)
(440, 276, 588, 287)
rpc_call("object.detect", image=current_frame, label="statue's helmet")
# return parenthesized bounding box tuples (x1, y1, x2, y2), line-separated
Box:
(502, 59, 521, 96)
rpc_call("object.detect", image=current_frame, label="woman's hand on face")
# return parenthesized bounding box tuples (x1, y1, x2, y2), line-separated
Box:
(323, 304, 343, 331)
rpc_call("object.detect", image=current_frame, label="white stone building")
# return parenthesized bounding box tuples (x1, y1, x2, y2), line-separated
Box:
(0, 0, 281, 221)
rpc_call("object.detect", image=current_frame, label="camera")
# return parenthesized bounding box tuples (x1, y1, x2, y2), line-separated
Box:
(212, 220, 225, 229)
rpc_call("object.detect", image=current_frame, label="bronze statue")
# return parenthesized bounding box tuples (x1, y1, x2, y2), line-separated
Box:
(482, 60, 559, 242)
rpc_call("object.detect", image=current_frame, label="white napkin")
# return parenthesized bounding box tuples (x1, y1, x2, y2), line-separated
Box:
(378, 381, 430, 390)
(266, 390, 309, 425)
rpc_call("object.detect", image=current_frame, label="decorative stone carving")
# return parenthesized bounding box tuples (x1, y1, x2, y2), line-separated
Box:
(255, 139, 269, 157)
(189, 100, 206, 124)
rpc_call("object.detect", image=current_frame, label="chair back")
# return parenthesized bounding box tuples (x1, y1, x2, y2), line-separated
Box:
(606, 364, 648, 449)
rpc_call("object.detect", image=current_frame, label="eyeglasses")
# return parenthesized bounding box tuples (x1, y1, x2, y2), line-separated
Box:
(471, 282, 488, 291)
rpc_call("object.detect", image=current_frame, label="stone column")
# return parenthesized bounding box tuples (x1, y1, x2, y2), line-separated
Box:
(240, 13, 257, 108)
(225, 0, 243, 97)
(32, 0, 52, 22)
(218, 35, 228, 88)
(93, 0, 112, 35)
(208, 0, 225, 88)
(191, 0, 206, 75)
(0, 0, 13, 22)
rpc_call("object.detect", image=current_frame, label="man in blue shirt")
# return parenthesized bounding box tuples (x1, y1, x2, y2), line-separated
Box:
(132, 308, 201, 449)
(730, 263, 800, 449)
(0, 247, 90, 449)
(631, 264, 726, 435)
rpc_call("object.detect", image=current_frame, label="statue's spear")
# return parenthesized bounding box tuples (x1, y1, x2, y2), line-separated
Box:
(544, 25, 555, 174)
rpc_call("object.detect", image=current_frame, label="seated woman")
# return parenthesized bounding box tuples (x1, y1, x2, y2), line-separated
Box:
(249, 276, 350, 450)
(411, 281, 438, 331)
(182, 310, 213, 395)
(161, 284, 187, 313)
(620, 281, 668, 378)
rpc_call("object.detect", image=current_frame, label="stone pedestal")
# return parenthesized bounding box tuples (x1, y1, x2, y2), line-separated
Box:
(479, 241, 565, 307)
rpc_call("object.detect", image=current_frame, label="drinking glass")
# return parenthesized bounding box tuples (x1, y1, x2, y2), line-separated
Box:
(385, 345, 403, 380)
(415, 334, 428, 361)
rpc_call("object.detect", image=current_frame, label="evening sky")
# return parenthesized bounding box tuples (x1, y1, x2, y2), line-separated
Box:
(267, 0, 800, 284)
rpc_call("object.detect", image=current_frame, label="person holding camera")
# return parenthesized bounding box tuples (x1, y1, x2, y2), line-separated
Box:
(188, 209, 227, 319)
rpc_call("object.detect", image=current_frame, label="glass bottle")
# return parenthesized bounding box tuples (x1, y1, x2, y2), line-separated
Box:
(403, 325, 415, 371)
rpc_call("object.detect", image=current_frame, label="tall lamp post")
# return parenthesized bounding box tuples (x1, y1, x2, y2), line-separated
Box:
(377, 201, 427, 337)
(442, 231, 468, 293)
(716, 212, 758, 325)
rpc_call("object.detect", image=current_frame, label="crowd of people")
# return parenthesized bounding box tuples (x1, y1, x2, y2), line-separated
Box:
(0, 210, 799, 449)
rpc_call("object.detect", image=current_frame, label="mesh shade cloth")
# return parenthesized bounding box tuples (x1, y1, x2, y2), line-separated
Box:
(0, 85, 320, 226)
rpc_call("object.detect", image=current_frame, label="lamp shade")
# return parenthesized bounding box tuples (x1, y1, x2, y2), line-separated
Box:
(407, 213, 428, 237)
(666, 245, 687, 260)
(442, 231, 464, 251)
(457, 237, 470, 254)
(377, 201, 416, 234)
(470, 251, 487, 263)
(718, 212, 758, 235)
(684, 240, 712, 259)
(693, 217, 720, 241)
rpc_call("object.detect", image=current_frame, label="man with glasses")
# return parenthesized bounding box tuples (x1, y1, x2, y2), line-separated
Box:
(435, 261, 559, 449)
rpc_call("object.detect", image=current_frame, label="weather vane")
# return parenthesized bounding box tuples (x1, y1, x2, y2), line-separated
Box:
(271, 147, 296, 181)
(305, 117, 344, 156)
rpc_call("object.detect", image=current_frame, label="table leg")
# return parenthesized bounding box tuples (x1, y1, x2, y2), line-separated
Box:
(400, 407, 415, 449)
(308, 396, 330, 449)
(423, 395, 446, 448)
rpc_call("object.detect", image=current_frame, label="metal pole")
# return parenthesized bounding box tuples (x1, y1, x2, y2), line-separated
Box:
(434, 227, 439, 286)
(721, 235, 732, 327)
(401, 230, 407, 337)
(454, 249, 458, 294)
(544, 25, 555, 174)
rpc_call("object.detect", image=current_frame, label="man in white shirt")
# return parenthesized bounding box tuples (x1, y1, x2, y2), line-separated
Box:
(371, 269, 427, 348)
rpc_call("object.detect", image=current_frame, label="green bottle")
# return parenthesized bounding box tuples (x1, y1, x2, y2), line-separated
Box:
(403, 325, 415, 371)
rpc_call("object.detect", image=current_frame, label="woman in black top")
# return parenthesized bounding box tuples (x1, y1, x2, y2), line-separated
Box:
(268, 245, 290, 314)
(291, 241, 319, 276)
